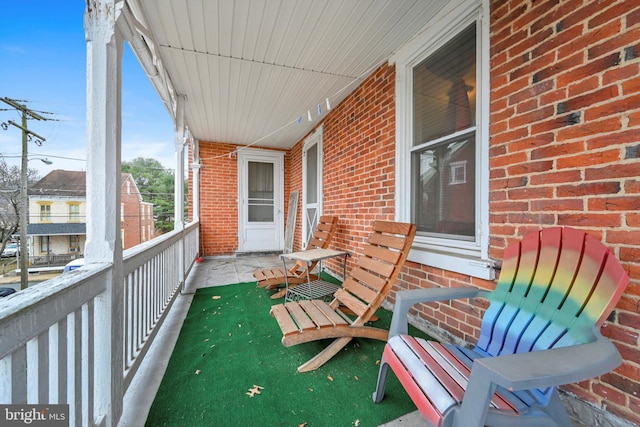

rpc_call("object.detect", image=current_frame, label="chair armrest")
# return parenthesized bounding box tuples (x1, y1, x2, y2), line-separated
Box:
(474, 328, 622, 391)
(389, 288, 490, 337)
(453, 329, 622, 427)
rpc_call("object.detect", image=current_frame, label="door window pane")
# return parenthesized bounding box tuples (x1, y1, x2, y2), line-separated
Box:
(248, 161, 274, 222)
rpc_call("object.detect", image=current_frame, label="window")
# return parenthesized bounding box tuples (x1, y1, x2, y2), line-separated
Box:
(40, 236, 50, 254)
(394, 1, 492, 279)
(39, 202, 52, 222)
(68, 202, 80, 222)
(69, 235, 80, 253)
(449, 161, 467, 185)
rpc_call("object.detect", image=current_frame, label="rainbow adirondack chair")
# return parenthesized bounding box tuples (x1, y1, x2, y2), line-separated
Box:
(373, 227, 629, 427)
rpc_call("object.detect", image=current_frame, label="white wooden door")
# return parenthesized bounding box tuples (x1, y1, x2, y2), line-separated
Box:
(238, 149, 284, 252)
(302, 127, 323, 248)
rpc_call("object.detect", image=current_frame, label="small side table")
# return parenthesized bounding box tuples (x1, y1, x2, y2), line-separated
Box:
(280, 248, 349, 302)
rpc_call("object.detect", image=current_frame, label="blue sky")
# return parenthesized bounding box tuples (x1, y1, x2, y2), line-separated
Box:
(0, 0, 174, 177)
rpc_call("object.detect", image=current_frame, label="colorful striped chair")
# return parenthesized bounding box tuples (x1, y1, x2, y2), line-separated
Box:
(373, 227, 629, 427)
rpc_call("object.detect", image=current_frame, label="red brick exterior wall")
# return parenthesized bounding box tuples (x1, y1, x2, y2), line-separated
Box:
(198, 142, 240, 256)
(194, 1, 640, 422)
(197, 142, 288, 255)
(121, 175, 142, 250)
(321, 64, 398, 271)
(488, 1, 640, 422)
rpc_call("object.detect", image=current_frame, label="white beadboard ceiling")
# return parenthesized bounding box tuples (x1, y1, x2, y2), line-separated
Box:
(127, 0, 447, 149)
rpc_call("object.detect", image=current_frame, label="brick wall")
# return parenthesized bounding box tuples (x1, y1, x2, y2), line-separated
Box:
(121, 175, 142, 250)
(198, 142, 240, 256)
(488, 0, 640, 423)
(317, 64, 398, 273)
(198, 142, 290, 255)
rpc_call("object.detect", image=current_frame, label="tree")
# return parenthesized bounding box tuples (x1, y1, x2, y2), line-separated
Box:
(122, 157, 186, 233)
(0, 158, 40, 254)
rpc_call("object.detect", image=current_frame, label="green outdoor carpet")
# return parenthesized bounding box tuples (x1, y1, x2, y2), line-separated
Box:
(146, 282, 430, 427)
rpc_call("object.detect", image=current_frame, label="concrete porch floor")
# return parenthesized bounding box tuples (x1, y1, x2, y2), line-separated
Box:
(119, 255, 589, 427)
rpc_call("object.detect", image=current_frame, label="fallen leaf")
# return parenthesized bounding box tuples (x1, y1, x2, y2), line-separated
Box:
(327, 375, 334, 382)
(195, 370, 201, 375)
(246, 384, 264, 397)
(212, 296, 221, 300)
(307, 387, 314, 392)
(354, 376, 359, 381)
(298, 423, 308, 427)
(375, 359, 381, 365)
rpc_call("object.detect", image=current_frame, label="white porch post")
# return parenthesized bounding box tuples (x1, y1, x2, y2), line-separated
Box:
(84, 0, 124, 424)
(174, 95, 186, 289)
(190, 138, 202, 223)
(173, 94, 186, 231)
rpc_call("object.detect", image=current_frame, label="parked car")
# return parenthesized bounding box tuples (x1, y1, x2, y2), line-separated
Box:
(0, 287, 16, 297)
(63, 258, 85, 273)
(1, 243, 18, 258)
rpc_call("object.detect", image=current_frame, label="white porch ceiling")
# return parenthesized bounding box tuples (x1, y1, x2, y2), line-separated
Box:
(127, 0, 447, 149)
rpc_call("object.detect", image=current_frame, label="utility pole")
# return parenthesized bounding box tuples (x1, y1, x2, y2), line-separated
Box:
(0, 97, 49, 290)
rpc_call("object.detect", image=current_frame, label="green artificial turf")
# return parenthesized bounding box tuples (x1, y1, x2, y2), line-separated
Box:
(146, 282, 431, 427)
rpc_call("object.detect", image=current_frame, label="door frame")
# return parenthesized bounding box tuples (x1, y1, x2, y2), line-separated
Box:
(302, 126, 324, 248)
(237, 148, 285, 252)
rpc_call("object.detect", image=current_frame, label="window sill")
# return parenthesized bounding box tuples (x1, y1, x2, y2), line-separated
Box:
(408, 243, 496, 281)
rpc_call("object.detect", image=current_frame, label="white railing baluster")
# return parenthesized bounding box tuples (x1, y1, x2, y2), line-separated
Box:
(0, 355, 11, 402)
(26, 338, 38, 403)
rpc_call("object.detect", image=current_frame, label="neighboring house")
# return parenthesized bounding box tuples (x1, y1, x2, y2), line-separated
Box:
(121, 174, 155, 250)
(27, 170, 86, 266)
(27, 170, 154, 265)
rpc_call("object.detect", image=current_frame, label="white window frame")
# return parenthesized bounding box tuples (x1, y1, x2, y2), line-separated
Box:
(392, 0, 494, 280)
(302, 126, 324, 248)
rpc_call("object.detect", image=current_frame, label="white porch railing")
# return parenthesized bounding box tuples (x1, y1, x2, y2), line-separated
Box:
(122, 222, 199, 389)
(0, 221, 199, 426)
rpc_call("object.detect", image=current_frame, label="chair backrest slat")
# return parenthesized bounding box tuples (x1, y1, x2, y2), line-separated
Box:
(290, 216, 339, 274)
(363, 244, 402, 264)
(341, 277, 379, 306)
(479, 228, 629, 355)
(334, 221, 416, 325)
(475, 227, 629, 403)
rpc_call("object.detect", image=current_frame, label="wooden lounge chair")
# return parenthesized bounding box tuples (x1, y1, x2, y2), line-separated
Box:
(373, 227, 629, 427)
(254, 215, 338, 299)
(270, 221, 416, 372)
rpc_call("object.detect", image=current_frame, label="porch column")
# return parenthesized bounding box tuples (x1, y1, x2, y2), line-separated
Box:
(84, 0, 124, 424)
(174, 94, 186, 231)
(173, 95, 186, 289)
(190, 138, 202, 223)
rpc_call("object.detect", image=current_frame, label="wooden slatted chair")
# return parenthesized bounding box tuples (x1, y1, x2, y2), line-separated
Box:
(270, 221, 416, 372)
(254, 215, 339, 299)
(373, 227, 629, 427)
